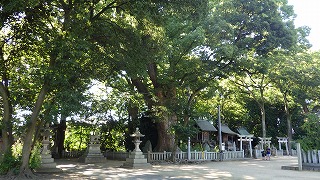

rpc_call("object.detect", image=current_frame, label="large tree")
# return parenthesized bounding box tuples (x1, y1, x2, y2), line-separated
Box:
(0, 0, 110, 177)
(207, 0, 302, 140)
(270, 50, 320, 151)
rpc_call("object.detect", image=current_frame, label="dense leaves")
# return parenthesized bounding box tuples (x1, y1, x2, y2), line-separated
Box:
(1, 1, 320, 176)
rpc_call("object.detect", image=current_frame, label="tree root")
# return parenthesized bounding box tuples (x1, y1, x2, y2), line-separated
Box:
(6, 168, 39, 179)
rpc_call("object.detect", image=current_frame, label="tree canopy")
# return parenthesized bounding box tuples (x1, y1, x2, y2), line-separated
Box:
(1, 0, 320, 177)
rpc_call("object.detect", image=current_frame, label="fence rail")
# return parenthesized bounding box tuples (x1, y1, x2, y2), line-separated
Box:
(60, 151, 84, 158)
(254, 149, 297, 158)
(301, 150, 320, 166)
(104, 150, 244, 162)
(56, 148, 294, 160)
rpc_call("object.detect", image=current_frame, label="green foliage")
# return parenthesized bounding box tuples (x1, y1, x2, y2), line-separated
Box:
(12, 140, 23, 158)
(0, 140, 42, 175)
(297, 113, 320, 150)
(192, 143, 204, 151)
(0, 141, 22, 174)
(29, 143, 41, 170)
(64, 122, 92, 151)
(0, 149, 20, 175)
(173, 122, 198, 142)
(1, 0, 318, 165)
(100, 121, 126, 152)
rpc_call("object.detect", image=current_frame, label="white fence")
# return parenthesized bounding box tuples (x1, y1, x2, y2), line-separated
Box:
(301, 150, 320, 166)
(295, 143, 320, 171)
(105, 150, 244, 162)
(254, 149, 297, 158)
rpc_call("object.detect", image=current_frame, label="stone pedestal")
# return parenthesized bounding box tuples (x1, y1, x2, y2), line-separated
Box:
(39, 154, 58, 169)
(122, 128, 151, 168)
(79, 134, 106, 163)
(122, 151, 151, 168)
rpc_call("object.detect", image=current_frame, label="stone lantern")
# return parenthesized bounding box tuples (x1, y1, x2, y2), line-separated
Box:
(122, 128, 151, 168)
(36, 123, 61, 172)
(131, 127, 145, 152)
(42, 123, 53, 155)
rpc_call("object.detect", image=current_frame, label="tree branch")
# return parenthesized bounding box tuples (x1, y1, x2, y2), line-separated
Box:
(91, 1, 128, 21)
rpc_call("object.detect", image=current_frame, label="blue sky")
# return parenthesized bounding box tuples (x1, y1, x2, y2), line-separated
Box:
(288, 0, 320, 51)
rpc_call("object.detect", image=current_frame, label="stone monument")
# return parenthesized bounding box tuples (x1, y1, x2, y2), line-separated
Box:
(122, 128, 151, 168)
(79, 132, 106, 163)
(36, 123, 62, 172)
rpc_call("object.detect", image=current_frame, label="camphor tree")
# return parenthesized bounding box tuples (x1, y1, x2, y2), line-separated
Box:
(89, 0, 212, 151)
(0, 0, 312, 177)
(89, 0, 307, 152)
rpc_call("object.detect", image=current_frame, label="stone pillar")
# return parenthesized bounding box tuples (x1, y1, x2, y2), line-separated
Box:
(278, 141, 282, 150)
(285, 141, 289, 155)
(249, 138, 253, 158)
(79, 132, 106, 163)
(296, 143, 302, 171)
(258, 137, 271, 149)
(122, 128, 151, 168)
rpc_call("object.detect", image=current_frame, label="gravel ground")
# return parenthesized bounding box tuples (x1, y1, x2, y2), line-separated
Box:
(1, 156, 319, 180)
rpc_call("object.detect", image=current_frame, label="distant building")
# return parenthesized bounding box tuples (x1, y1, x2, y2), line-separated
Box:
(195, 120, 217, 144)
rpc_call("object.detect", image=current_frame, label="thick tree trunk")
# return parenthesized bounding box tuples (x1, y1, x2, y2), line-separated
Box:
(153, 87, 177, 152)
(0, 83, 14, 153)
(55, 114, 67, 158)
(19, 84, 48, 176)
(56, 114, 67, 158)
(131, 62, 178, 152)
(155, 115, 175, 152)
(260, 103, 266, 139)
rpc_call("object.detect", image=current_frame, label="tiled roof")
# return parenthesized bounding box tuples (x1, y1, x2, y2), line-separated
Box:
(220, 124, 238, 135)
(196, 120, 217, 131)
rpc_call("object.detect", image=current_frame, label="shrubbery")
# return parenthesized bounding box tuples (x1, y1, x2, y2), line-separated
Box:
(297, 113, 320, 150)
(0, 149, 21, 175)
(0, 141, 41, 175)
